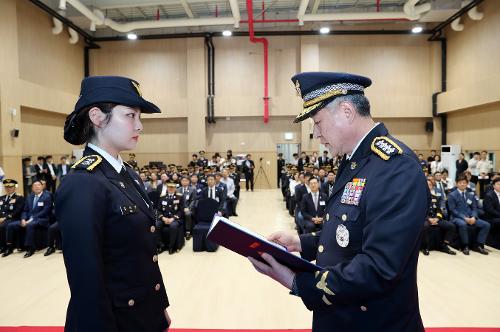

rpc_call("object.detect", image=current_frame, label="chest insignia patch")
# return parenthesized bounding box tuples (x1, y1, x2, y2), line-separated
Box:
(340, 178, 366, 206)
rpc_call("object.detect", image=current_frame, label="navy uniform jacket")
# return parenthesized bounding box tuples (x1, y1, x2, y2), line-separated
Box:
(448, 189, 479, 219)
(301, 191, 328, 222)
(428, 194, 444, 220)
(55, 147, 169, 332)
(159, 193, 184, 219)
(0, 193, 25, 220)
(296, 123, 428, 332)
(22, 191, 53, 226)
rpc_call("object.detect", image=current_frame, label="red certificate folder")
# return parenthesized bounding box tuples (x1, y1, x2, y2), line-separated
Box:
(207, 216, 321, 273)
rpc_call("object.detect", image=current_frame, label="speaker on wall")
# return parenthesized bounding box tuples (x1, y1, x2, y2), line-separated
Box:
(425, 121, 433, 133)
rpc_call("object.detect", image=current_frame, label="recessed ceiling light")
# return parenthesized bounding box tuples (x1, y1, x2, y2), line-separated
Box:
(222, 30, 232, 37)
(319, 27, 330, 34)
(412, 26, 423, 34)
(127, 33, 138, 40)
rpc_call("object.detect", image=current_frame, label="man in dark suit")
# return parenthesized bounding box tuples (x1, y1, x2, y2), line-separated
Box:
(448, 174, 490, 255)
(243, 154, 255, 192)
(318, 151, 330, 168)
(483, 178, 500, 248)
(277, 153, 286, 188)
(196, 174, 225, 215)
(0, 179, 25, 256)
(320, 171, 335, 198)
(300, 177, 327, 234)
(45, 155, 58, 193)
(177, 177, 196, 239)
(57, 156, 70, 185)
(34, 156, 48, 182)
(297, 152, 309, 172)
(4, 180, 52, 257)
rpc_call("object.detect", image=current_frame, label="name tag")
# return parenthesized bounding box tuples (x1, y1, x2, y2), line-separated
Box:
(466, 199, 472, 205)
(186, 195, 189, 200)
(174, 200, 180, 204)
(120, 205, 138, 215)
(0, 201, 3, 206)
(215, 197, 219, 202)
(162, 201, 168, 206)
(9, 199, 16, 204)
(197, 189, 201, 193)
(436, 193, 442, 197)
(10, 206, 14, 210)
(319, 201, 325, 206)
(37, 202, 44, 207)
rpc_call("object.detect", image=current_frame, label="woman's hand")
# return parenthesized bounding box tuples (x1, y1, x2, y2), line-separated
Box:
(164, 309, 172, 327)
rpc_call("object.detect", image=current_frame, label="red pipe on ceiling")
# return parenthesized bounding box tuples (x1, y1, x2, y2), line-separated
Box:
(246, 0, 269, 123)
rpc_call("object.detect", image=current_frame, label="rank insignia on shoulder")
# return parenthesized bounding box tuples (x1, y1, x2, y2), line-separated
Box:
(371, 136, 402, 161)
(71, 155, 103, 172)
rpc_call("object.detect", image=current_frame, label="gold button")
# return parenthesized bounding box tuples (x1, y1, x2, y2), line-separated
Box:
(341, 214, 347, 222)
(150, 226, 156, 233)
(326, 213, 329, 221)
(153, 255, 158, 263)
(155, 283, 161, 291)
(128, 299, 135, 307)
(360, 305, 367, 312)
(311, 232, 316, 236)
(318, 245, 324, 253)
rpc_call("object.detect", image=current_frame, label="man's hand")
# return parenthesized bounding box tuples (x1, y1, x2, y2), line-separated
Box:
(217, 211, 223, 216)
(21, 219, 27, 227)
(248, 253, 295, 290)
(429, 218, 439, 225)
(267, 231, 302, 252)
(0, 217, 5, 224)
(468, 217, 476, 225)
(164, 309, 172, 327)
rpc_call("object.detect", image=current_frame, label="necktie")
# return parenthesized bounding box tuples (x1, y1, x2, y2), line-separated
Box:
(329, 183, 333, 197)
(211, 188, 214, 199)
(33, 195, 39, 209)
(462, 191, 466, 202)
(314, 193, 318, 210)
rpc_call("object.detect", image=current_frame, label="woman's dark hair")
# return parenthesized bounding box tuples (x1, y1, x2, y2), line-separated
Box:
(70, 103, 117, 144)
(80, 103, 117, 142)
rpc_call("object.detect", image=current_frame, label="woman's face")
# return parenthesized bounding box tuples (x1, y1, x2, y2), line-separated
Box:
(96, 105, 143, 153)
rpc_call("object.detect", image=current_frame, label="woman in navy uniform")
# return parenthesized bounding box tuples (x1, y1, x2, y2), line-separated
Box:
(249, 72, 428, 332)
(56, 76, 171, 332)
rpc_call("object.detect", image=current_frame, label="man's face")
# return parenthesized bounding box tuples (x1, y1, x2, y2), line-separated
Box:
(434, 173, 442, 182)
(207, 177, 215, 187)
(5, 186, 16, 195)
(481, 152, 487, 159)
(456, 180, 468, 191)
(191, 176, 198, 185)
(32, 182, 43, 195)
(493, 181, 500, 192)
(139, 173, 147, 182)
(222, 170, 229, 178)
(181, 178, 190, 187)
(418, 154, 423, 161)
(319, 170, 325, 177)
(312, 105, 350, 157)
(327, 173, 335, 182)
(167, 186, 176, 194)
(309, 179, 319, 192)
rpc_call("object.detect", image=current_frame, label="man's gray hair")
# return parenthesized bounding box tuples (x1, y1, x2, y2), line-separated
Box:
(325, 94, 371, 117)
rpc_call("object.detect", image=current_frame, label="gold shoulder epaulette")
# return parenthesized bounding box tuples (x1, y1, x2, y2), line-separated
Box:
(71, 155, 102, 172)
(371, 136, 403, 161)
